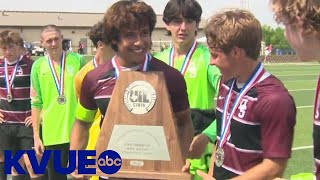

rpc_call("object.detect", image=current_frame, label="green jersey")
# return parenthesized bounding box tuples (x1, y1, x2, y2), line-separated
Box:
(155, 43, 220, 109)
(31, 52, 84, 146)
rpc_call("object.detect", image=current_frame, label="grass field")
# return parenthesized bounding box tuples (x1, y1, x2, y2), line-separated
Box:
(264, 63, 318, 179)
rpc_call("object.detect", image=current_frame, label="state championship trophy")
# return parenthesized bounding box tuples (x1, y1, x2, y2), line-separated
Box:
(94, 71, 191, 179)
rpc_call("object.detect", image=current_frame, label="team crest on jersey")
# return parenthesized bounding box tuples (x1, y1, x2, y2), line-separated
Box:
(17, 66, 23, 75)
(124, 81, 156, 115)
(187, 62, 197, 78)
(66, 66, 75, 75)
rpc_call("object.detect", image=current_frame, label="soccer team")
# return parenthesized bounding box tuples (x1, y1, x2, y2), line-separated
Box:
(0, 0, 319, 180)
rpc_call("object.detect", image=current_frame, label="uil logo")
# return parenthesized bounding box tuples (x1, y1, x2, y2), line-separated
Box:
(124, 81, 156, 114)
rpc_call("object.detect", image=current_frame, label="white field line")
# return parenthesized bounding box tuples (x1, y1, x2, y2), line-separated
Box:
(292, 145, 313, 151)
(265, 63, 320, 66)
(276, 73, 318, 77)
(289, 89, 314, 92)
(297, 105, 313, 109)
(282, 79, 317, 82)
(270, 69, 319, 71)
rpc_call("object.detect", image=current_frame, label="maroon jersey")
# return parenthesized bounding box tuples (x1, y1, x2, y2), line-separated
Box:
(314, 125, 320, 180)
(0, 55, 33, 124)
(314, 77, 320, 179)
(214, 75, 296, 179)
(79, 57, 189, 124)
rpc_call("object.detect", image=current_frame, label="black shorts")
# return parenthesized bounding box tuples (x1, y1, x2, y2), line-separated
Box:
(0, 124, 34, 153)
(314, 124, 320, 160)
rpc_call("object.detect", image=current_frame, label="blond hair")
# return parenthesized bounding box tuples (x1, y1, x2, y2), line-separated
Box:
(270, 0, 320, 34)
(205, 9, 262, 60)
(0, 30, 22, 48)
(40, 24, 62, 39)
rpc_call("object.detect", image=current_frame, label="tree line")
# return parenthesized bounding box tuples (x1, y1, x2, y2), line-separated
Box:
(262, 25, 292, 50)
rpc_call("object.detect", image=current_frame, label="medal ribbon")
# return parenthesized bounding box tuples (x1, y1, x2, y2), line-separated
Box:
(219, 62, 265, 148)
(169, 41, 197, 76)
(92, 56, 98, 68)
(111, 53, 151, 78)
(4, 55, 23, 97)
(47, 51, 66, 97)
(314, 76, 320, 119)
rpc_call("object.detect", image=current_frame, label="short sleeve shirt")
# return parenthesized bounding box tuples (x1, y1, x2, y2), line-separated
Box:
(0, 55, 33, 124)
(214, 75, 296, 179)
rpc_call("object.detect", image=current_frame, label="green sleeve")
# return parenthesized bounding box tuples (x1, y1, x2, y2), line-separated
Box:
(79, 55, 86, 68)
(75, 101, 97, 123)
(202, 120, 217, 142)
(30, 59, 43, 109)
(207, 65, 221, 97)
(202, 47, 221, 97)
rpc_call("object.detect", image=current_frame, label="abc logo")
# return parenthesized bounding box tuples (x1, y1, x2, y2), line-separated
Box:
(98, 150, 122, 174)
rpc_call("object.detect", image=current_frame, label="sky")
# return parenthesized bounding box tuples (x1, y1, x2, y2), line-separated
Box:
(0, 0, 279, 28)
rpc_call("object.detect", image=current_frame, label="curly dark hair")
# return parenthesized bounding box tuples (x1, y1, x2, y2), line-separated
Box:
(87, 21, 107, 48)
(103, 0, 156, 51)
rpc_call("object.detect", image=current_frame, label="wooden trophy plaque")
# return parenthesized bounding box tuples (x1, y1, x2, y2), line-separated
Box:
(94, 71, 191, 179)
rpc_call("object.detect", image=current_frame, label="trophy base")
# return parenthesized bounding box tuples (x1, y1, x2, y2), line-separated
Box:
(96, 170, 192, 180)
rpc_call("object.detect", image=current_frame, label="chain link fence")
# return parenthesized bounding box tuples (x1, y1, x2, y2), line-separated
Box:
(261, 55, 303, 63)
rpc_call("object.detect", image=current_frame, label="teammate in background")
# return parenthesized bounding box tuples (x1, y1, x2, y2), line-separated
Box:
(155, 0, 220, 179)
(264, 44, 272, 63)
(70, 1, 194, 179)
(0, 30, 44, 180)
(197, 9, 296, 180)
(78, 42, 84, 55)
(31, 25, 84, 180)
(270, 0, 320, 179)
(73, 21, 115, 180)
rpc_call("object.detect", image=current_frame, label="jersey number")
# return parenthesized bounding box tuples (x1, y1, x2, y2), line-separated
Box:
(238, 99, 248, 118)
